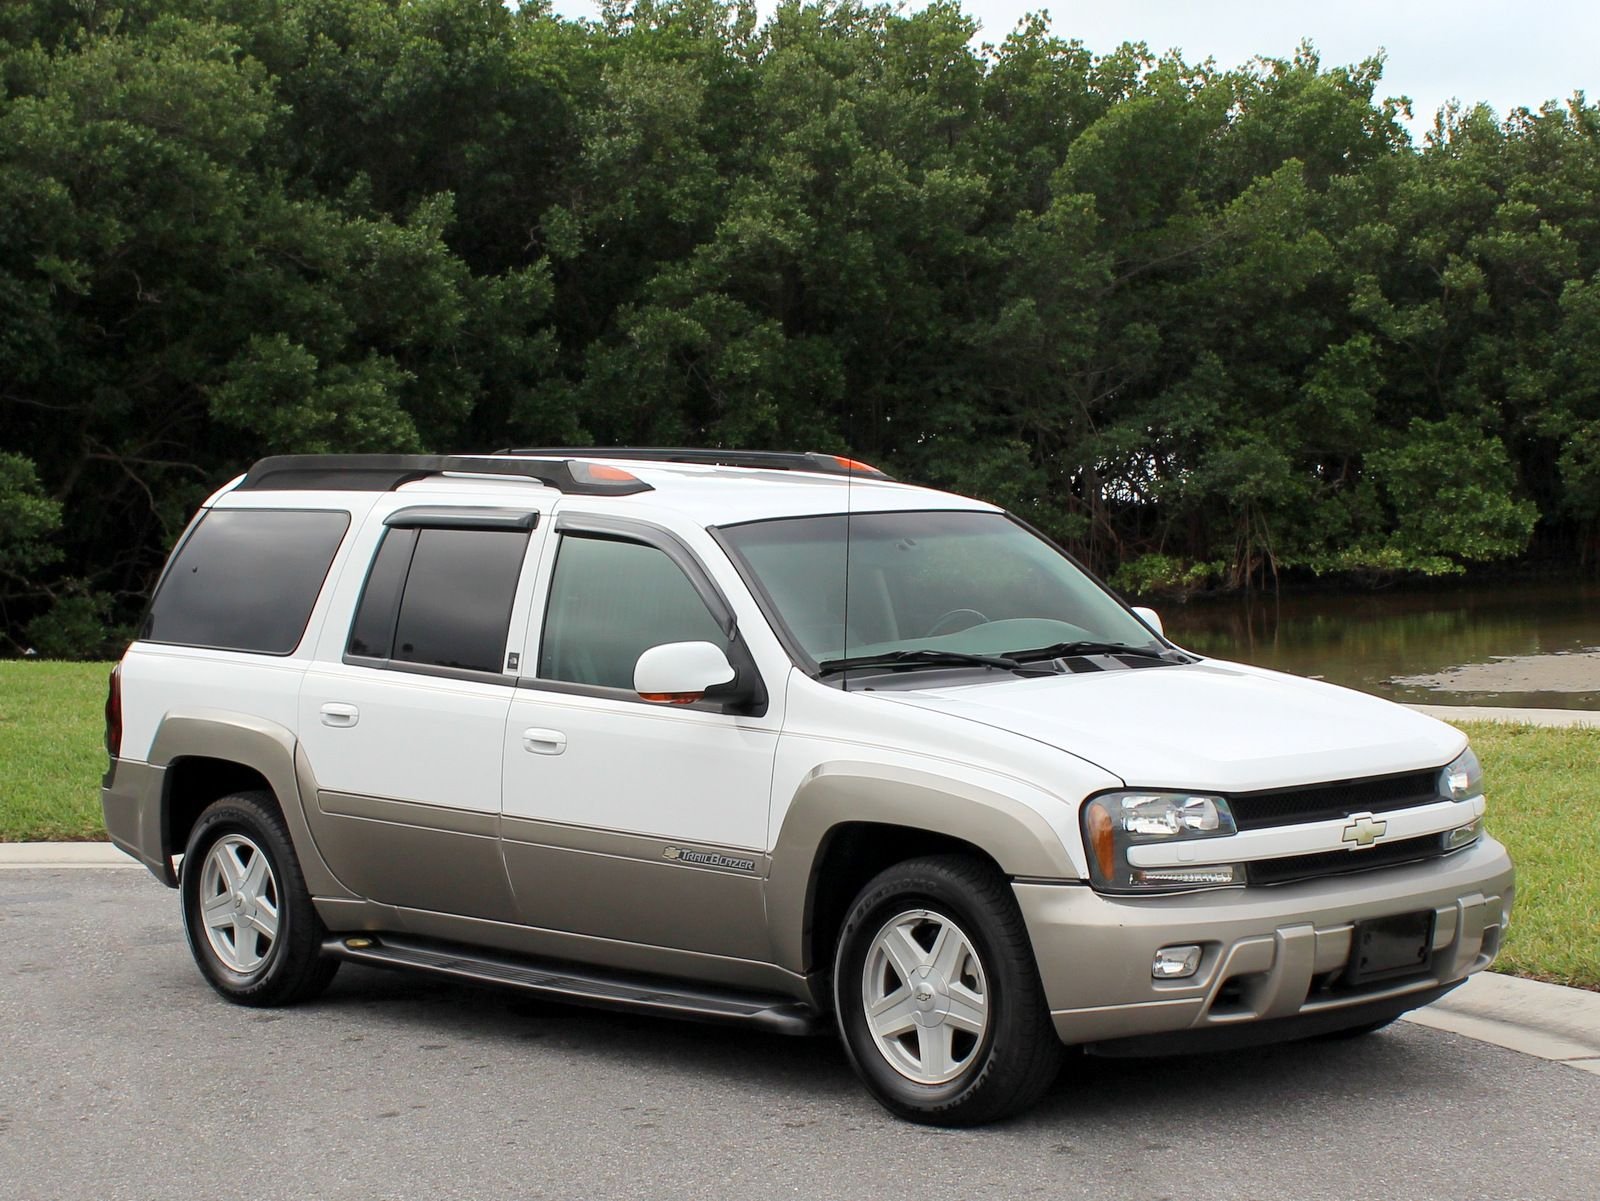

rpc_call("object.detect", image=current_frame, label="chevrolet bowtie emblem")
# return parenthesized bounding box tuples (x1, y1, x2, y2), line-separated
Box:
(1341, 812, 1388, 849)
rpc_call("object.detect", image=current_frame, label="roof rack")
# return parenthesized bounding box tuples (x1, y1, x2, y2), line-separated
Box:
(236, 454, 653, 496)
(497, 447, 893, 480)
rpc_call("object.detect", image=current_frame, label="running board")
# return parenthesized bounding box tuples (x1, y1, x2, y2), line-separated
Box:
(321, 934, 820, 1036)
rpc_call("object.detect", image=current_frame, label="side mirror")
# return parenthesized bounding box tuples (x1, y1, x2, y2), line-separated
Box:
(634, 641, 737, 705)
(1131, 606, 1164, 637)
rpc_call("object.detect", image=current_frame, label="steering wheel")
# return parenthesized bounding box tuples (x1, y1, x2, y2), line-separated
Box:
(925, 608, 991, 638)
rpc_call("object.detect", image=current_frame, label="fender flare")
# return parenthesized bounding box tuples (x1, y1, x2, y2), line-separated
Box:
(147, 710, 353, 899)
(765, 761, 1080, 974)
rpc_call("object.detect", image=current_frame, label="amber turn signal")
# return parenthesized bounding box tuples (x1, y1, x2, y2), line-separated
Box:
(1086, 803, 1116, 882)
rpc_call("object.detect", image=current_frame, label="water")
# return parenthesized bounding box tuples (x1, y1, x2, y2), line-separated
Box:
(1158, 580, 1600, 710)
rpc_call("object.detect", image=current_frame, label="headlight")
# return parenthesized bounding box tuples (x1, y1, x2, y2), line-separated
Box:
(1440, 745, 1485, 850)
(1441, 746, 1483, 801)
(1082, 791, 1243, 892)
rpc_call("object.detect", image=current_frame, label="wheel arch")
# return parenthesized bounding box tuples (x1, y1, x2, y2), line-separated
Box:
(766, 762, 1079, 983)
(147, 711, 350, 898)
(163, 757, 273, 879)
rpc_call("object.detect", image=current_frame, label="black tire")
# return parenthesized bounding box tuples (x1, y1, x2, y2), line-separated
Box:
(832, 854, 1063, 1126)
(180, 790, 338, 1007)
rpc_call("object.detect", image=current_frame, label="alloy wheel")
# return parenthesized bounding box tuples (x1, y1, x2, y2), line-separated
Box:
(197, 833, 280, 974)
(860, 908, 990, 1085)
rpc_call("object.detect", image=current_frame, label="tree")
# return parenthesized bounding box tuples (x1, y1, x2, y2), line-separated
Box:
(0, 1, 1584, 654)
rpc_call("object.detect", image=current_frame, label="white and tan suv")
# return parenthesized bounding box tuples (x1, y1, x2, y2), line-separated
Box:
(102, 449, 1513, 1125)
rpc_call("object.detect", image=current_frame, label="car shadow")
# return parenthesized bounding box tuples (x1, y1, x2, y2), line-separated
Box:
(307, 964, 1488, 1129)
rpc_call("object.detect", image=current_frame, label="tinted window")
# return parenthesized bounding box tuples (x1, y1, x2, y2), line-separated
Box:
(143, 509, 349, 654)
(390, 528, 529, 673)
(720, 510, 1162, 666)
(345, 528, 418, 659)
(539, 535, 727, 690)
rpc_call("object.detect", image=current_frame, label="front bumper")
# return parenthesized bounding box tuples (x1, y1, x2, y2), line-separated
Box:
(1015, 835, 1513, 1048)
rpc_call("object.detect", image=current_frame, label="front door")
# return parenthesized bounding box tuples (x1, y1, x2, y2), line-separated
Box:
(500, 522, 780, 965)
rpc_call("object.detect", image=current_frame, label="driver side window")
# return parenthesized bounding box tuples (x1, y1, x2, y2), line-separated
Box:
(538, 534, 729, 691)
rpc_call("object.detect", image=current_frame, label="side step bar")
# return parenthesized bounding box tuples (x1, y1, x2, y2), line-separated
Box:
(322, 934, 821, 1036)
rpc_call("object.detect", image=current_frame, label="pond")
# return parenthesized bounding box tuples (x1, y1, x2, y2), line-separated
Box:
(1157, 579, 1600, 710)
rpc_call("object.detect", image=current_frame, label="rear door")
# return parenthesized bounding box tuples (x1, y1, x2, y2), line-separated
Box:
(298, 505, 543, 920)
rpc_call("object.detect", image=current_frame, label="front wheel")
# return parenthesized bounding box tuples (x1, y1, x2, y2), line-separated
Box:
(181, 791, 338, 1007)
(832, 855, 1062, 1125)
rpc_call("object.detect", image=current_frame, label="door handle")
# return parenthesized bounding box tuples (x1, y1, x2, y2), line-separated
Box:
(521, 727, 567, 755)
(320, 702, 360, 728)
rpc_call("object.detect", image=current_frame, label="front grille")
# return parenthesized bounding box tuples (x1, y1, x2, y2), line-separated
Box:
(1246, 834, 1447, 887)
(1228, 771, 1441, 831)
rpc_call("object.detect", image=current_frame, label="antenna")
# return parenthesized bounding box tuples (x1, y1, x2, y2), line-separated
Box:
(841, 437, 853, 690)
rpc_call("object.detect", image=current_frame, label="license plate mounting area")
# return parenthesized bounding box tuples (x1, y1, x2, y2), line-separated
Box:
(1344, 910, 1435, 986)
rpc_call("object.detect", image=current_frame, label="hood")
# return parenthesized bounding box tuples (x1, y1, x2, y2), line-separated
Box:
(874, 658, 1465, 793)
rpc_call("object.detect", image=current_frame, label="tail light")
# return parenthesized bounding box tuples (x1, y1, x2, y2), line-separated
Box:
(105, 663, 123, 758)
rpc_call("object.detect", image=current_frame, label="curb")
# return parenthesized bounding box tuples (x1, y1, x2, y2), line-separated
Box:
(0, 842, 141, 869)
(1401, 703, 1599, 1071)
(1404, 704, 1600, 729)
(1402, 972, 1600, 1075)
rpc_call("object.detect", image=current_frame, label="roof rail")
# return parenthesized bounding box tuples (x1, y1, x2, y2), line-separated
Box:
(236, 454, 653, 496)
(497, 447, 893, 480)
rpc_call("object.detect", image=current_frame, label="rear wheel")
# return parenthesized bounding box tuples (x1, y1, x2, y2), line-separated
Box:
(181, 791, 338, 1006)
(832, 855, 1062, 1125)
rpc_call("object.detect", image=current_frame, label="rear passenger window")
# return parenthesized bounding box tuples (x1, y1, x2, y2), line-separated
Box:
(348, 526, 529, 675)
(538, 535, 728, 690)
(142, 509, 349, 654)
(346, 528, 416, 659)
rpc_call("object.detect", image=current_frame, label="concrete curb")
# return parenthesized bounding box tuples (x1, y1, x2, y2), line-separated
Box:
(1402, 972, 1600, 1076)
(0, 842, 141, 869)
(1401, 702, 1600, 1071)
(1405, 703, 1600, 728)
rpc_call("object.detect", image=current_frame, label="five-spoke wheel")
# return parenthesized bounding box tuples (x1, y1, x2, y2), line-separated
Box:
(861, 909, 990, 1084)
(181, 791, 338, 1006)
(197, 833, 281, 973)
(833, 855, 1062, 1125)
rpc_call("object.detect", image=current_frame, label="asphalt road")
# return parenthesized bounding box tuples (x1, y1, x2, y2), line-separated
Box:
(4, 869, 1598, 1201)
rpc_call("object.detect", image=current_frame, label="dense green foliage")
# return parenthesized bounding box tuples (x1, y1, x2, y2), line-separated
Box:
(2, 0, 1598, 652)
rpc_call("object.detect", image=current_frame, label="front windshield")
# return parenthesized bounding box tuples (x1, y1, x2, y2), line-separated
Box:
(718, 509, 1165, 670)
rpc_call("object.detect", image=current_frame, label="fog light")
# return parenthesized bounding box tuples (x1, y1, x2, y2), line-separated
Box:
(1152, 945, 1203, 979)
(1443, 819, 1482, 851)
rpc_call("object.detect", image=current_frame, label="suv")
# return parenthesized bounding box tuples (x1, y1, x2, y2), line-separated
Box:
(103, 449, 1513, 1125)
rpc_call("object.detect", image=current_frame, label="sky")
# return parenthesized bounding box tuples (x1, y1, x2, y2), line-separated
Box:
(545, 0, 1598, 137)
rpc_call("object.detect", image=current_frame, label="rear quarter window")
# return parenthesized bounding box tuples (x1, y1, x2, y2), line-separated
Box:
(141, 509, 350, 654)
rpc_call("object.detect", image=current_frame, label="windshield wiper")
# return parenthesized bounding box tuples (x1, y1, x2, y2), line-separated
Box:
(817, 649, 1024, 677)
(1003, 640, 1177, 664)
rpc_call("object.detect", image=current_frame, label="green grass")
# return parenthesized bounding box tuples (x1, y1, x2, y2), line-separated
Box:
(0, 660, 112, 840)
(1456, 721, 1600, 991)
(1, 663, 1595, 988)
